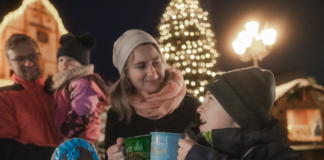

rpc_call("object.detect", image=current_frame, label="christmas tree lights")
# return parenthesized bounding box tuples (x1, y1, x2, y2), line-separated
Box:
(158, 0, 220, 101)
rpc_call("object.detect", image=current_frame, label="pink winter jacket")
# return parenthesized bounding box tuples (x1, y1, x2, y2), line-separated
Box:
(53, 76, 107, 144)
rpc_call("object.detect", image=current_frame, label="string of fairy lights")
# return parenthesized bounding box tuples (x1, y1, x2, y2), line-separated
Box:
(158, 0, 220, 101)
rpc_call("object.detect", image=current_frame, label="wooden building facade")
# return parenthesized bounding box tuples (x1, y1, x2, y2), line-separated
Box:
(0, 0, 67, 86)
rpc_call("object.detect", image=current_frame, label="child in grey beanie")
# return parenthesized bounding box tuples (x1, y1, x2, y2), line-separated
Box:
(177, 66, 301, 160)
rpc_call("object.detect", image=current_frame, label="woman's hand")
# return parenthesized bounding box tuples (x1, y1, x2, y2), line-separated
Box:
(106, 137, 126, 160)
(177, 135, 199, 160)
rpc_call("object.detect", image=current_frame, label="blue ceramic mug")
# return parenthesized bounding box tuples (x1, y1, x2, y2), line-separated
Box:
(150, 132, 185, 160)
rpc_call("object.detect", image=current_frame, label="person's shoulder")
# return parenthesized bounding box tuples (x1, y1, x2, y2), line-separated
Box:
(273, 152, 302, 160)
(70, 77, 91, 87)
(183, 92, 201, 103)
(0, 83, 24, 93)
(255, 142, 302, 160)
(106, 108, 128, 125)
(107, 108, 119, 118)
(182, 92, 201, 107)
(266, 145, 302, 160)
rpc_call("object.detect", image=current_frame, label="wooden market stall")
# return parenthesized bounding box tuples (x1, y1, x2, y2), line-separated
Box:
(270, 78, 324, 159)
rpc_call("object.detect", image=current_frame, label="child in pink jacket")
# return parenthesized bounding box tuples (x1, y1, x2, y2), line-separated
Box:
(52, 33, 108, 144)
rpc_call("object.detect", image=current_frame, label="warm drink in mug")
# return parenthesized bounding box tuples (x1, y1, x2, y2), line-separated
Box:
(125, 134, 151, 160)
(150, 132, 185, 160)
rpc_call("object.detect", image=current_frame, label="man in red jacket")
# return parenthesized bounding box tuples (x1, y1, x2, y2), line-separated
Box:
(0, 34, 58, 160)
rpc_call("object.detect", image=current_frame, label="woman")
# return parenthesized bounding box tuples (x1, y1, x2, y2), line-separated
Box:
(105, 29, 201, 160)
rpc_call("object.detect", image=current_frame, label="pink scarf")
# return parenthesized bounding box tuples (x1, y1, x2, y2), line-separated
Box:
(130, 70, 187, 119)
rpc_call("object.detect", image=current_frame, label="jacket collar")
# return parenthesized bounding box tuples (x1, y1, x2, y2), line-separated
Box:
(11, 74, 44, 92)
(197, 119, 287, 156)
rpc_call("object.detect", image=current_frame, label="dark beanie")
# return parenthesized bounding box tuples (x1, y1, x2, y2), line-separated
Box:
(57, 33, 96, 65)
(205, 66, 276, 129)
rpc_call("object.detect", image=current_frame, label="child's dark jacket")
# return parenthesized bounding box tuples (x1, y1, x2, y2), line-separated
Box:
(186, 119, 302, 160)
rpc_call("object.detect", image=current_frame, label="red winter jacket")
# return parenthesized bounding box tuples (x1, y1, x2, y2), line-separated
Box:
(0, 74, 58, 147)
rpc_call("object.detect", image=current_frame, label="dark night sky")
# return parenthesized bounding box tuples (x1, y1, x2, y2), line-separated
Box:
(1, 0, 324, 85)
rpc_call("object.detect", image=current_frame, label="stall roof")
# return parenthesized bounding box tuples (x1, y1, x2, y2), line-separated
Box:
(276, 78, 324, 101)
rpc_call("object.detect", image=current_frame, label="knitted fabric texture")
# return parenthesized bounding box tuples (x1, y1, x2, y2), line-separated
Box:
(130, 69, 186, 119)
(57, 33, 96, 65)
(113, 29, 165, 73)
(205, 66, 276, 129)
(52, 65, 94, 89)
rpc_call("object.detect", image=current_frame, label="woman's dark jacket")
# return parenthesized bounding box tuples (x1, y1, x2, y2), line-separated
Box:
(186, 119, 302, 160)
(105, 93, 201, 160)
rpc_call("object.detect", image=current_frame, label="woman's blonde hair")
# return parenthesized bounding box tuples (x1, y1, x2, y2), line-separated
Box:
(109, 43, 172, 123)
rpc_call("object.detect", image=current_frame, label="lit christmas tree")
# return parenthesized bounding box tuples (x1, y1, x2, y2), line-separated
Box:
(158, 0, 220, 101)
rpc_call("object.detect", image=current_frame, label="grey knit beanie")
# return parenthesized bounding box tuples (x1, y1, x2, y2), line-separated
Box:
(205, 66, 276, 129)
(113, 29, 164, 74)
(57, 33, 96, 65)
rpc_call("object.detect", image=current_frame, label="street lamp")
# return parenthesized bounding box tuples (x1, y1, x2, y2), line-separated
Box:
(232, 21, 277, 66)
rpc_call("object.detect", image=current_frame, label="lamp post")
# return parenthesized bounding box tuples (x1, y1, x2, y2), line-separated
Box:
(232, 21, 277, 66)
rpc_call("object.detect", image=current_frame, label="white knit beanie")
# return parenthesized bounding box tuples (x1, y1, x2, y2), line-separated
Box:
(113, 29, 164, 74)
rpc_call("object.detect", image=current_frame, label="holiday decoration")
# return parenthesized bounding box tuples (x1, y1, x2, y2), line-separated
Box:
(158, 0, 220, 101)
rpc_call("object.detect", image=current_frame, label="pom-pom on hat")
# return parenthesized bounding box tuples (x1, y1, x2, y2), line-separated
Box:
(57, 33, 96, 65)
(113, 29, 165, 74)
(51, 138, 99, 160)
(205, 66, 276, 130)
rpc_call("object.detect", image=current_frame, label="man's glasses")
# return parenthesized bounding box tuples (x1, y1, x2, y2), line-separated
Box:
(10, 53, 40, 65)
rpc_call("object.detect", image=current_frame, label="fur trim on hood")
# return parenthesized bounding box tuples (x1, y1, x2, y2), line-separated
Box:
(53, 65, 94, 89)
